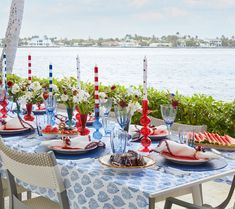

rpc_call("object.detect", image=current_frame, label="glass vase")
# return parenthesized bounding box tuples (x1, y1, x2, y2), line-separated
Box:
(78, 114, 90, 135)
(66, 106, 74, 130)
(24, 103, 35, 121)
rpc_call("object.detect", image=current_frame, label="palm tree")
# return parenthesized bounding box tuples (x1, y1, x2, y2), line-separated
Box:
(1, 0, 24, 74)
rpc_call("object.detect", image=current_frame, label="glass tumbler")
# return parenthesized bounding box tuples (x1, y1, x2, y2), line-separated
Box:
(110, 128, 128, 154)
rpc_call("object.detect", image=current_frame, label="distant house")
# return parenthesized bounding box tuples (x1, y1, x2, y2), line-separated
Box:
(28, 37, 53, 47)
(200, 39, 222, 48)
(149, 42, 172, 47)
(119, 41, 139, 47)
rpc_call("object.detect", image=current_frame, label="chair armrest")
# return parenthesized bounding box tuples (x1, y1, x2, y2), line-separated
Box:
(164, 197, 208, 209)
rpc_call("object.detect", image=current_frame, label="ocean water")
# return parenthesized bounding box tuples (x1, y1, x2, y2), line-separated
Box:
(11, 47, 235, 101)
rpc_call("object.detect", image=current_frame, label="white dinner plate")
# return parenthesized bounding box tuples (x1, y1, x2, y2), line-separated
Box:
(160, 152, 209, 165)
(42, 136, 94, 155)
(99, 154, 156, 172)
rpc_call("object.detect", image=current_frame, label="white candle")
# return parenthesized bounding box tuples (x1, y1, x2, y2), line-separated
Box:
(2, 53, 7, 90)
(76, 55, 80, 89)
(143, 56, 148, 100)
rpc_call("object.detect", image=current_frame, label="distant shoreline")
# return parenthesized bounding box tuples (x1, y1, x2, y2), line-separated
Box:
(13, 46, 235, 49)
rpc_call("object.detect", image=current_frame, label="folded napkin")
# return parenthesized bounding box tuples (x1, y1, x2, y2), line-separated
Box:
(0, 116, 35, 130)
(154, 140, 218, 160)
(42, 135, 105, 150)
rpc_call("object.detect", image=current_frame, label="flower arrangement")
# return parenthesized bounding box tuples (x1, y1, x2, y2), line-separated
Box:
(58, 84, 78, 109)
(18, 81, 43, 105)
(75, 89, 94, 114)
(114, 86, 141, 115)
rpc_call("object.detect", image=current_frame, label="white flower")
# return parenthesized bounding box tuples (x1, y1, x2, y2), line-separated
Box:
(51, 84, 58, 92)
(73, 95, 80, 103)
(11, 84, 20, 94)
(61, 94, 69, 102)
(127, 86, 141, 97)
(99, 92, 107, 103)
(30, 81, 41, 91)
(128, 102, 141, 115)
(18, 91, 33, 104)
(77, 90, 90, 103)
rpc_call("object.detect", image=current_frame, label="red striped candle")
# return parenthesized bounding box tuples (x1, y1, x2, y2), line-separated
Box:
(94, 65, 99, 118)
(28, 55, 32, 83)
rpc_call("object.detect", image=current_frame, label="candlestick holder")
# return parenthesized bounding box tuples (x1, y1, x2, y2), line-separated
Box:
(92, 108, 102, 140)
(139, 99, 152, 152)
(0, 96, 8, 119)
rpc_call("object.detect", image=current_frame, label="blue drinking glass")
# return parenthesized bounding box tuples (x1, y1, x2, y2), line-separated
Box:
(44, 95, 57, 126)
(110, 128, 128, 154)
(114, 105, 131, 130)
(160, 104, 177, 139)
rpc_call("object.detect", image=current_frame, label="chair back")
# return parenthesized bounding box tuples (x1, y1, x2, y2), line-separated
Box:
(149, 116, 207, 133)
(0, 139, 65, 193)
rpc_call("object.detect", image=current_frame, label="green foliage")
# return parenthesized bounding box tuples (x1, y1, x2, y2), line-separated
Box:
(7, 74, 235, 137)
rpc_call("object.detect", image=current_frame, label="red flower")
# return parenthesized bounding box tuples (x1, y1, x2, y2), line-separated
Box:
(172, 100, 179, 109)
(7, 81, 13, 88)
(119, 100, 128, 108)
(111, 85, 116, 91)
(0, 80, 2, 86)
(43, 92, 49, 100)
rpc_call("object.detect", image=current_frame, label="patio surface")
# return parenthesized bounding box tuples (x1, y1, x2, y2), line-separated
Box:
(3, 181, 235, 209)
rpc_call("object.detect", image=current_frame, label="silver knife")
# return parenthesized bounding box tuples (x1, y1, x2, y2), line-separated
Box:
(211, 148, 235, 160)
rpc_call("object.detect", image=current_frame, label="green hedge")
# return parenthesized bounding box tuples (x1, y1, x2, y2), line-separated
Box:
(7, 74, 235, 137)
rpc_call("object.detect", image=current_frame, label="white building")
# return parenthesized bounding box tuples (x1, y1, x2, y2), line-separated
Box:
(28, 37, 53, 47)
(149, 42, 172, 47)
(200, 39, 222, 48)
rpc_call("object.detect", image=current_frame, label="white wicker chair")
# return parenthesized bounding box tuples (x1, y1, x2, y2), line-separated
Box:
(149, 116, 207, 132)
(0, 139, 70, 209)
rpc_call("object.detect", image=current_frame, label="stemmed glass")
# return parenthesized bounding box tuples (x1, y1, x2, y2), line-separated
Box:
(44, 95, 57, 126)
(100, 98, 112, 135)
(114, 105, 131, 131)
(160, 104, 177, 139)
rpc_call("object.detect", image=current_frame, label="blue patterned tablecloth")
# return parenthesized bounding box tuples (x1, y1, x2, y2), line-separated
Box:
(0, 134, 235, 209)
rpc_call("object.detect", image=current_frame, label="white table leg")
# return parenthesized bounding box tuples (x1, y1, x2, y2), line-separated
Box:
(192, 184, 203, 206)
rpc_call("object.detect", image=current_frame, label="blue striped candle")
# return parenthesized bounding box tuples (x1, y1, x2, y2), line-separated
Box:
(2, 53, 7, 91)
(49, 64, 53, 96)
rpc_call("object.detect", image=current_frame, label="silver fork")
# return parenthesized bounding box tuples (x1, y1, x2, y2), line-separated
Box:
(151, 165, 191, 177)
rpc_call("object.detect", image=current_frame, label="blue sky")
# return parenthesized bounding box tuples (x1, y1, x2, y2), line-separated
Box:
(1, 0, 235, 38)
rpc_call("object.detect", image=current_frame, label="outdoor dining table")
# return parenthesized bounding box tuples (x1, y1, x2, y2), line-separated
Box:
(0, 128, 235, 209)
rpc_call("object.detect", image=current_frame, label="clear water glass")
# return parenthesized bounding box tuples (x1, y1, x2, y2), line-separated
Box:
(102, 118, 115, 135)
(35, 113, 47, 136)
(178, 128, 195, 147)
(160, 104, 177, 139)
(114, 105, 131, 130)
(110, 128, 128, 154)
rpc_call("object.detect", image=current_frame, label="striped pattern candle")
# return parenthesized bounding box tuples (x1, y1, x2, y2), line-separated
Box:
(76, 55, 80, 89)
(28, 55, 32, 83)
(143, 56, 148, 100)
(94, 65, 99, 118)
(2, 53, 7, 90)
(49, 64, 53, 96)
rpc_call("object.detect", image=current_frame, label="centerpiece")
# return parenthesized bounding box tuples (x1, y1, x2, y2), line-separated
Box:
(114, 85, 141, 132)
(57, 78, 78, 130)
(74, 89, 93, 135)
(19, 81, 43, 121)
